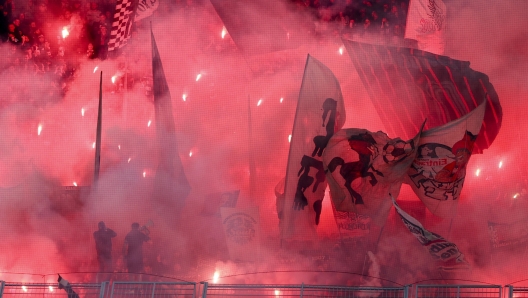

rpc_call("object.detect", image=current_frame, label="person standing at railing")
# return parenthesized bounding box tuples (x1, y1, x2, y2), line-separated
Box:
(93, 221, 117, 273)
(123, 222, 150, 280)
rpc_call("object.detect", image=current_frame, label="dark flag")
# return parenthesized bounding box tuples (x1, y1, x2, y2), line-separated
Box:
(209, 0, 300, 56)
(343, 40, 502, 153)
(108, 0, 137, 51)
(94, 71, 103, 185)
(151, 28, 191, 205)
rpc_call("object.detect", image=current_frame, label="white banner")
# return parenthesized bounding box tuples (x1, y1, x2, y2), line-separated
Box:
(221, 206, 260, 262)
(404, 0, 447, 54)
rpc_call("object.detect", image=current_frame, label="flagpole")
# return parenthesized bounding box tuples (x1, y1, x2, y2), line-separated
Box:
(94, 71, 103, 186)
(248, 95, 256, 199)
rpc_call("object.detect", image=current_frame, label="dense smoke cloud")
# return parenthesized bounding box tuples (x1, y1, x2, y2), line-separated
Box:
(0, 0, 526, 287)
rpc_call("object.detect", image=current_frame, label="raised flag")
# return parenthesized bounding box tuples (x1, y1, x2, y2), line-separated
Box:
(209, 0, 300, 56)
(93, 71, 103, 185)
(406, 102, 485, 218)
(323, 127, 421, 225)
(108, 0, 137, 51)
(404, 0, 447, 55)
(280, 55, 346, 239)
(151, 28, 191, 206)
(343, 40, 502, 153)
(135, 0, 159, 21)
(221, 206, 260, 262)
(392, 196, 469, 271)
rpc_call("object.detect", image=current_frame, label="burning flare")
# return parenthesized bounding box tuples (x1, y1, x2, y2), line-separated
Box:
(212, 271, 220, 284)
(93, 66, 98, 73)
(221, 26, 227, 39)
(196, 74, 202, 81)
(37, 124, 42, 135)
(182, 94, 187, 101)
(475, 168, 480, 176)
(81, 108, 85, 117)
(147, 120, 152, 127)
(257, 99, 262, 106)
(62, 26, 69, 39)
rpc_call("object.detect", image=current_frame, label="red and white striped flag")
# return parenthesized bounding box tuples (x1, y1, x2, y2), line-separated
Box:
(343, 40, 502, 154)
(108, 0, 136, 51)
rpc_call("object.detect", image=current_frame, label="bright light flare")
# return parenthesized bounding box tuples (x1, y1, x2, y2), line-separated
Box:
(73, 182, 77, 187)
(182, 94, 187, 101)
(280, 97, 284, 103)
(221, 26, 227, 39)
(111, 75, 116, 84)
(339, 46, 344, 55)
(213, 271, 220, 284)
(93, 66, 98, 73)
(128, 158, 131, 163)
(513, 193, 520, 199)
(499, 161, 503, 168)
(48, 286, 54, 292)
(118, 145, 121, 150)
(275, 289, 280, 296)
(257, 99, 263, 106)
(196, 74, 202, 81)
(92, 142, 96, 149)
(147, 120, 152, 127)
(62, 26, 69, 38)
(81, 108, 85, 117)
(475, 168, 480, 176)
(22, 286, 27, 292)
(189, 151, 193, 157)
(37, 124, 42, 135)
(288, 135, 292, 143)
(143, 171, 146, 178)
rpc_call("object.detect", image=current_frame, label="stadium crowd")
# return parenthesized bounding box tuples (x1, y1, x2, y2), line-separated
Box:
(0, 0, 412, 99)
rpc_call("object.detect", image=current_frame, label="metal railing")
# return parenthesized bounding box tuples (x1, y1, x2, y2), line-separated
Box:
(507, 285, 528, 298)
(201, 282, 409, 297)
(415, 284, 502, 298)
(0, 282, 105, 298)
(110, 281, 197, 298)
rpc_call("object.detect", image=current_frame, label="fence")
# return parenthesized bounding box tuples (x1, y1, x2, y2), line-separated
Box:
(3, 282, 527, 298)
(415, 284, 502, 298)
(201, 282, 409, 298)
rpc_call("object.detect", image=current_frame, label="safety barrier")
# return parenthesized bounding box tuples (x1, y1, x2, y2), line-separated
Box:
(201, 282, 409, 297)
(415, 284, 502, 298)
(0, 282, 105, 298)
(109, 281, 197, 298)
(507, 286, 528, 298)
(2, 281, 523, 298)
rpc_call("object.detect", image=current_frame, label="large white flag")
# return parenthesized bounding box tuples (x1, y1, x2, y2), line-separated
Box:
(406, 102, 486, 218)
(280, 55, 346, 239)
(404, 0, 447, 55)
(221, 206, 260, 262)
(323, 128, 421, 225)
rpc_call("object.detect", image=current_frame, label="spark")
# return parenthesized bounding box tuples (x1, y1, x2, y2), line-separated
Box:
(62, 26, 69, 38)
(288, 135, 292, 143)
(280, 97, 284, 103)
(499, 161, 503, 168)
(128, 158, 131, 163)
(118, 145, 121, 150)
(339, 46, 344, 55)
(147, 120, 152, 127)
(92, 142, 95, 149)
(48, 286, 54, 292)
(38, 124, 42, 135)
(221, 26, 227, 39)
(22, 286, 27, 292)
(513, 193, 520, 199)
(93, 66, 98, 73)
(257, 99, 263, 106)
(81, 108, 85, 117)
(73, 182, 77, 187)
(196, 74, 202, 81)
(213, 271, 220, 284)
(143, 171, 146, 178)
(189, 151, 193, 157)
(475, 168, 480, 176)
(182, 94, 187, 101)
(111, 75, 116, 84)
